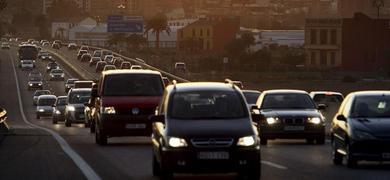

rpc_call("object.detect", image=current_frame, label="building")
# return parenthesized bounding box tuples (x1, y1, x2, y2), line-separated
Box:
(177, 17, 240, 52)
(338, 0, 390, 18)
(43, 0, 91, 14)
(68, 18, 108, 46)
(305, 13, 390, 71)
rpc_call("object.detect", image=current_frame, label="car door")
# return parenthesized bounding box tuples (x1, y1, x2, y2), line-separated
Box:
(333, 95, 353, 150)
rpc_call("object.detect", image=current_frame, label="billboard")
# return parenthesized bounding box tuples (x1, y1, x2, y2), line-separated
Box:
(107, 15, 144, 33)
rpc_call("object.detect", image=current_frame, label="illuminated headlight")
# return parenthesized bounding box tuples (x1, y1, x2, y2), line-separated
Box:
(168, 137, 188, 148)
(51, 74, 54, 77)
(46, 67, 50, 69)
(67, 106, 76, 111)
(308, 117, 322, 124)
(103, 107, 116, 114)
(266, 117, 278, 125)
(354, 130, 376, 140)
(29, 83, 33, 86)
(237, 136, 256, 147)
(38, 109, 45, 112)
(55, 110, 61, 115)
(38, 83, 42, 86)
(49, 56, 52, 59)
(61, 74, 64, 77)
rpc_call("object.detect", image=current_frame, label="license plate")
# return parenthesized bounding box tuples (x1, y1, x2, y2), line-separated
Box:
(284, 126, 305, 131)
(198, 152, 229, 160)
(382, 153, 390, 159)
(126, 124, 146, 129)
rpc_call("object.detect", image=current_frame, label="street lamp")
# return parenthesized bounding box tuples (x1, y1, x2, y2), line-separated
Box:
(372, 0, 385, 19)
(117, 4, 126, 15)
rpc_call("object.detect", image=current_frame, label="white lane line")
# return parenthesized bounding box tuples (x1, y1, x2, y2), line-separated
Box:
(261, 160, 288, 170)
(9, 53, 101, 180)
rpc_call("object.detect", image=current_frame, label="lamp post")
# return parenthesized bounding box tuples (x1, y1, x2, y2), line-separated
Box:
(117, 4, 126, 15)
(373, 0, 385, 19)
(372, 0, 384, 71)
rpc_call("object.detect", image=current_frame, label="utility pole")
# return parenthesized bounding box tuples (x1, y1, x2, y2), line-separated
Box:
(372, 0, 384, 71)
(373, 0, 384, 19)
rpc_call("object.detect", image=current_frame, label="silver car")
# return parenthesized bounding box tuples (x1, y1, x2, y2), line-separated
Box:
(33, 90, 51, 106)
(64, 88, 91, 127)
(49, 69, 65, 81)
(36, 95, 57, 119)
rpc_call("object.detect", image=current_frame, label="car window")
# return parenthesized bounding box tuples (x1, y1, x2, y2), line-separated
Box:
(243, 92, 261, 104)
(38, 98, 56, 106)
(35, 91, 50, 96)
(69, 91, 91, 104)
(169, 91, 247, 119)
(103, 74, 163, 96)
(261, 93, 316, 109)
(52, 69, 63, 73)
(350, 95, 390, 118)
(313, 94, 343, 104)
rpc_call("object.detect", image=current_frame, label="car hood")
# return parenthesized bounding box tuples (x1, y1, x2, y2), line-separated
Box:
(167, 118, 255, 138)
(51, 73, 63, 75)
(352, 118, 390, 138)
(260, 109, 321, 118)
(102, 96, 161, 109)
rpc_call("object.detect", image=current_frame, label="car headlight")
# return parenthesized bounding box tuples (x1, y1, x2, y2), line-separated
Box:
(308, 117, 322, 124)
(55, 110, 61, 114)
(103, 107, 116, 114)
(237, 136, 257, 147)
(61, 74, 64, 77)
(51, 74, 54, 77)
(47, 67, 50, 69)
(29, 83, 33, 86)
(354, 130, 376, 140)
(168, 137, 188, 148)
(67, 106, 76, 111)
(38, 83, 42, 86)
(266, 117, 278, 125)
(38, 109, 45, 112)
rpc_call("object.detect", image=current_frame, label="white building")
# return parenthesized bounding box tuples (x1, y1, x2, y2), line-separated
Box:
(68, 18, 108, 46)
(43, 0, 91, 14)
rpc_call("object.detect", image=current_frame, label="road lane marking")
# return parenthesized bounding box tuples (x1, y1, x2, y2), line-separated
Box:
(9, 53, 101, 180)
(261, 160, 288, 170)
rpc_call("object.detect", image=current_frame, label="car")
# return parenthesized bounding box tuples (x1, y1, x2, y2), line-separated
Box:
(92, 50, 101, 58)
(102, 50, 113, 58)
(331, 91, 390, 168)
(52, 43, 60, 49)
(103, 55, 114, 64)
(103, 65, 116, 72)
(77, 50, 88, 60)
(1, 42, 10, 49)
(130, 65, 142, 70)
(40, 52, 53, 61)
(65, 78, 79, 92)
(162, 77, 170, 87)
(0, 107, 6, 123)
(42, 42, 50, 46)
(36, 95, 57, 119)
(242, 90, 261, 107)
(28, 71, 43, 79)
(92, 70, 164, 145)
(150, 82, 261, 179)
(80, 53, 92, 62)
(68, 43, 77, 50)
(113, 58, 124, 68)
(254, 90, 326, 145)
(74, 81, 93, 89)
(52, 96, 67, 124)
(28, 75, 43, 90)
(46, 62, 59, 72)
(27, 39, 34, 43)
(84, 83, 98, 130)
(20, 60, 34, 70)
(33, 90, 51, 106)
(53, 40, 62, 47)
(120, 62, 131, 69)
(40, 40, 49, 44)
(64, 88, 91, 127)
(89, 57, 101, 66)
(96, 61, 107, 73)
(174, 62, 186, 73)
(32, 41, 40, 46)
(49, 69, 65, 81)
(79, 46, 89, 52)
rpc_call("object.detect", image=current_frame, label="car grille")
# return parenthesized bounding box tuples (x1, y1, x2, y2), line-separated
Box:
(281, 118, 306, 124)
(116, 108, 155, 116)
(191, 138, 234, 148)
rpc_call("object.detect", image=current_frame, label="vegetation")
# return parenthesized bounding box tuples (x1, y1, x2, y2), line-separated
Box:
(145, 14, 170, 49)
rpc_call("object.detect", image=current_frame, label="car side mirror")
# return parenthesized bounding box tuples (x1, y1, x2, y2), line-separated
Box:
(250, 105, 258, 111)
(336, 114, 347, 122)
(317, 104, 327, 110)
(150, 115, 164, 123)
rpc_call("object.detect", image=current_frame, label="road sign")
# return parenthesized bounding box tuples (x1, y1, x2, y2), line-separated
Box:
(107, 15, 144, 33)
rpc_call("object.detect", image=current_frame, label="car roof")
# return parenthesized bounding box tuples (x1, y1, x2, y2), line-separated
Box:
(69, 88, 91, 92)
(57, 96, 67, 99)
(35, 90, 50, 93)
(350, 91, 390, 97)
(262, 89, 308, 94)
(242, 90, 261, 94)
(75, 80, 93, 83)
(167, 82, 239, 93)
(310, 91, 343, 95)
(102, 69, 161, 76)
(38, 95, 56, 99)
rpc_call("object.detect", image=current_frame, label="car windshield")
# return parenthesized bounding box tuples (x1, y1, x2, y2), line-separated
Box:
(68, 91, 91, 104)
(38, 98, 56, 106)
(243, 91, 261, 104)
(313, 94, 343, 104)
(351, 95, 390, 118)
(262, 93, 316, 109)
(48, 63, 58, 67)
(103, 74, 163, 96)
(52, 69, 63, 73)
(35, 91, 50, 96)
(169, 91, 247, 119)
(56, 98, 67, 106)
(29, 77, 42, 81)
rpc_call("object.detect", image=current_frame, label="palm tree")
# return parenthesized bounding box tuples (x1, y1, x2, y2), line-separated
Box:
(126, 34, 146, 51)
(107, 33, 126, 47)
(145, 14, 170, 49)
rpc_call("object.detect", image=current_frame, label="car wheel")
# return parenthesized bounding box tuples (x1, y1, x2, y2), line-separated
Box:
(346, 143, 357, 168)
(36, 114, 40, 119)
(260, 138, 267, 145)
(306, 138, 315, 144)
(316, 136, 325, 145)
(152, 155, 160, 176)
(332, 140, 343, 165)
(95, 124, 107, 145)
(65, 118, 71, 127)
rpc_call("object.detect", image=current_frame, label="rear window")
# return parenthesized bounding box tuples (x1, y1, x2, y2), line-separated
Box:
(262, 93, 316, 109)
(169, 91, 247, 119)
(52, 69, 63, 73)
(69, 91, 91, 104)
(313, 94, 343, 104)
(243, 91, 261, 104)
(38, 98, 56, 106)
(57, 98, 67, 105)
(103, 74, 163, 96)
(67, 79, 78, 84)
(29, 77, 42, 81)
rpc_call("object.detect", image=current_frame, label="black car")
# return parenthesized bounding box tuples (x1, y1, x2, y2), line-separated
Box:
(77, 50, 88, 60)
(80, 53, 92, 62)
(28, 76, 43, 90)
(331, 91, 390, 168)
(46, 62, 59, 72)
(255, 90, 326, 145)
(150, 82, 261, 179)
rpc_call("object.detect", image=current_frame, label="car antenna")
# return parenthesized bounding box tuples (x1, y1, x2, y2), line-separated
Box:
(224, 79, 234, 88)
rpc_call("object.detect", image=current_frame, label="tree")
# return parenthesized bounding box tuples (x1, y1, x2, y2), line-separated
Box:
(145, 14, 170, 49)
(125, 34, 146, 51)
(47, 0, 83, 22)
(35, 14, 50, 39)
(106, 33, 126, 47)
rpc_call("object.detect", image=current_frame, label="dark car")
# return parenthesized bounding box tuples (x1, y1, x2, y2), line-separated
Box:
(46, 62, 59, 72)
(93, 70, 164, 145)
(80, 53, 92, 62)
(331, 91, 390, 168)
(120, 62, 131, 69)
(96, 61, 107, 73)
(92, 50, 102, 58)
(89, 57, 101, 66)
(255, 90, 326, 145)
(77, 50, 88, 60)
(52, 96, 67, 124)
(28, 76, 43, 90)
(49, 69, 65, 81)
(242, 90, 261, 107)
(65, 78, 79, 93)
(68, 43, 78, 50)
(52, 43, 60, 49)
(64, 88, 91, 127)
(150, 82, 261, 179)
(113, 58, 124, 68)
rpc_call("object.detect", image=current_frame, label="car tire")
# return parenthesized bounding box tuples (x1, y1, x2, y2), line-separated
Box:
(65, 119, 71, 127)
(260, 138, 267, 145)
(152, 155, 160, 176)
(36, 114, 40, 119)
(306, 138, 315, 144)
(332, 140, 343, 165)
(346, 143, 357, 168)
(316, 136, 325, 145)
(95, 124, 107, 145)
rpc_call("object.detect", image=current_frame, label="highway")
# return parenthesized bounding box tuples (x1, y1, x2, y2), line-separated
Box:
(0, 46, 389, 180)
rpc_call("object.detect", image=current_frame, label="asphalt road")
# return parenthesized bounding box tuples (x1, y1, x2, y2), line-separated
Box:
(0, 46, 389, 180)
